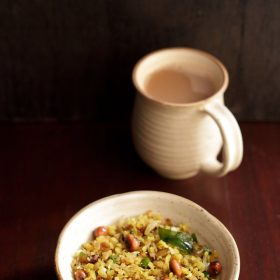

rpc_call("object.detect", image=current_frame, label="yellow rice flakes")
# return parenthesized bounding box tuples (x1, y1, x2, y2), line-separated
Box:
(72, 212, 213, 280)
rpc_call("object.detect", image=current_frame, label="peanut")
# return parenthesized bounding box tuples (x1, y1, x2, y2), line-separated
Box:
(170, 258, 182, 276)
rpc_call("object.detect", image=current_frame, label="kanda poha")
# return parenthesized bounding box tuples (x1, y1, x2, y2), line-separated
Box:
(72, 211, 222, 280)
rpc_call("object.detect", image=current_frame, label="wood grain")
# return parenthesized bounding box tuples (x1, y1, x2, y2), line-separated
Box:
(0, 1, 279, 121)
(0, 122, 279, 279)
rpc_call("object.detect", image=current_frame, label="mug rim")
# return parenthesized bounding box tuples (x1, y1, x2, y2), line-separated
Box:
(132, 47, 229, 107)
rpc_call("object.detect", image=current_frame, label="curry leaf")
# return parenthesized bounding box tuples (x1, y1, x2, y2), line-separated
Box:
(158, 227, 194, 253)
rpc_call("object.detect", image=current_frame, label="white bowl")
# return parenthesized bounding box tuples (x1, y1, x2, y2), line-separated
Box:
(55, 191, 240, 280)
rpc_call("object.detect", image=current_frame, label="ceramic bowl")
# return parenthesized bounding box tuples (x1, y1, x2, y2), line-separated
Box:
(55, 191, 240, 280)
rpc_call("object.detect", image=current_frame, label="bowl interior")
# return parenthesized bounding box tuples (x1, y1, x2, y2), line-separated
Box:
(55, 191, 240, 280)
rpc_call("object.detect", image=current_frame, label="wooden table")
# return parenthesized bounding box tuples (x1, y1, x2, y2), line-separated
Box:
(1, 122, 279, 280)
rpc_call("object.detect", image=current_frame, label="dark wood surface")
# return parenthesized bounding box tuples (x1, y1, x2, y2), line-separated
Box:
(0, 121, 279, 279)
(0, 1, 280, 121)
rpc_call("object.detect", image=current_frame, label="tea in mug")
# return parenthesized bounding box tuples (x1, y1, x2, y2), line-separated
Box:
(144, 69, 215, 104)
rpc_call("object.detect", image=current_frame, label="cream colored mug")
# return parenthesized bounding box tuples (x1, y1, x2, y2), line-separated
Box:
(132, 48, 243, 179)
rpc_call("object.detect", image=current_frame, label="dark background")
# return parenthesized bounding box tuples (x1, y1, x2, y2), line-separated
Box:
(1, 2, 280, 280)
(0, 0, 279, 122)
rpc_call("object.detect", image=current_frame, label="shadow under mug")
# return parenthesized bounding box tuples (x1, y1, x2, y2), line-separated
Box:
(132, 48, 243, 179)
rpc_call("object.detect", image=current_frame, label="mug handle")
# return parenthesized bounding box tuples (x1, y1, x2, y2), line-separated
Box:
(200, 102, 243, 177)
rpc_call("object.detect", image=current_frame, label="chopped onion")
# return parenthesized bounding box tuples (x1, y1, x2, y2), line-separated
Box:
(144, 221, 159, 235)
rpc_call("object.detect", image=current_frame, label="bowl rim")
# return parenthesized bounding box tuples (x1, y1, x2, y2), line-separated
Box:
(55, 190, 240, 280)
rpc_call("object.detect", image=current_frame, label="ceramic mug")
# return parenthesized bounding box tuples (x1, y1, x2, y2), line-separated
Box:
(132, 48, 243, 179)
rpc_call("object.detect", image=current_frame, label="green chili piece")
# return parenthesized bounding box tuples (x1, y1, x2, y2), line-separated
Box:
(109, 255, 118, 263)
(140, 257, 150, 268)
